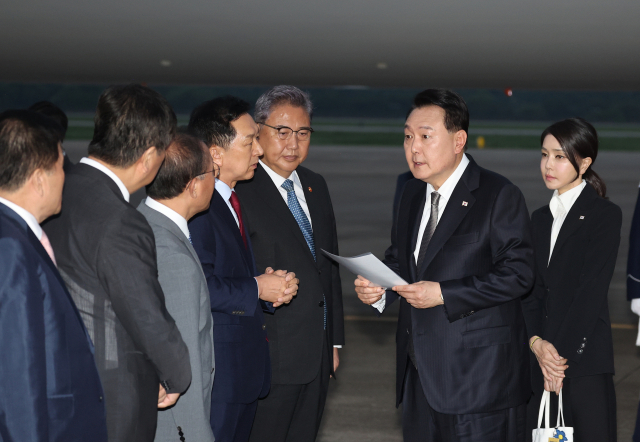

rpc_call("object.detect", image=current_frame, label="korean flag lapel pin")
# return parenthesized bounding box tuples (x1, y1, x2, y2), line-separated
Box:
(462, 201, 468, 207)
(308, 187, 313, 192)
(579, 215, 585, 219)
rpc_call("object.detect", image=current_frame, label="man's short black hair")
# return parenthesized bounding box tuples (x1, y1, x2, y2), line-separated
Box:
(0, 109, 61, 191)
(88, 84, 177, 168)
(146, 132, 210, 200)
(409, 89, 469, 149)
(188, 96, 250, 149)
(28, 101, 68, 142)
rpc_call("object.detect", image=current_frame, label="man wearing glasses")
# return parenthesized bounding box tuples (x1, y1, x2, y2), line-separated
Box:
(236, 85, 345, 442)
(138, 132, 217, 442)
(188, 96, 299, 442)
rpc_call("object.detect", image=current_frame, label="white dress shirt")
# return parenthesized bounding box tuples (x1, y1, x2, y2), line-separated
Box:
(144, 197, 190, 240)
(373, 154, 470, 313)
(548, 179, 586, 263)
(259, 160, 312, 228)
(80, 157, 130, 202)
(0, 197, 42, 240)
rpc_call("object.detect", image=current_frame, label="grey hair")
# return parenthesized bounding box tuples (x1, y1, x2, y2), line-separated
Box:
(254, 85, 313, 123)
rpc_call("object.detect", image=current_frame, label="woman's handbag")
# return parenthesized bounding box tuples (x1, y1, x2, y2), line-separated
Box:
(532, 389, 574, 442)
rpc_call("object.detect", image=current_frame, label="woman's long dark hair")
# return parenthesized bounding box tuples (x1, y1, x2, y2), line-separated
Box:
(541, 117, 607, 198)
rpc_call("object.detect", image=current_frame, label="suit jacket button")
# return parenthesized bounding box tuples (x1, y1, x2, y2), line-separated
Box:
(262, 324, 266, 330)
(577, 349, 583, 354)
(406, 328, 410, 335)
(99, 396, 103, 401)
(580, 343, 585, 348)
(583, 337, 587, 341)
(319, 300, 325, 307)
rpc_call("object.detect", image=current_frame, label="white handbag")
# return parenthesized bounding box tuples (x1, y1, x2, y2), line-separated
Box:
(532, 389, 574, 442)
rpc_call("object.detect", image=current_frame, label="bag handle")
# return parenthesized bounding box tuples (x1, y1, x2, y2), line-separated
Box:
(537, 390, 551, 429)
(556, 388, 566, 428)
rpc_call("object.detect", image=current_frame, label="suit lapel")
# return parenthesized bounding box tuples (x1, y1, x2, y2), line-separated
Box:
(212, 191, 253, 269)
(298, 170, 322, 266)
(417, 159, 479, 278)
(5, 209, 90, 341)
(407, 183, 427, 282)
(548, 184, 596, 265)
(537, 207, 553, 271)
(254, 165, 317, 264)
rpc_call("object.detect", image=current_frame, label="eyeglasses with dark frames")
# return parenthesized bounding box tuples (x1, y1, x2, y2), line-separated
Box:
(196, 162, 220, 179)
(260, 123, 314, 141)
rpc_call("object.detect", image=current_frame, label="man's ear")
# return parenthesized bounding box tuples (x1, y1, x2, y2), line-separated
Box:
(140, 146, 159, 174)
(187, 177, 199, 199)
(30, 168, 46, 198)
(209, 146, 224, 168)
(454, 130, 467, 154)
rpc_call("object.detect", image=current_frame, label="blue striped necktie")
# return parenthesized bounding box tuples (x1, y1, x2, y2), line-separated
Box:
(281, 179, 326, 329)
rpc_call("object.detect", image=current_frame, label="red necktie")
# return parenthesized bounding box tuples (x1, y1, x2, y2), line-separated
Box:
(229, 192, 247, 248)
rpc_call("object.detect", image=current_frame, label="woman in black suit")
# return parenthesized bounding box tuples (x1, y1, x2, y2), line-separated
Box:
(523, 118, 621, 441)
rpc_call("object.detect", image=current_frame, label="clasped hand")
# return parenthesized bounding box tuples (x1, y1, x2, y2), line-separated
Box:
(355, 276, 443, 309)
(256, 267, 299, 307)
(530, 337, 568, 395)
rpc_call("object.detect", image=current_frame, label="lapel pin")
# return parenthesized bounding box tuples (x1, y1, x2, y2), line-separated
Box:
(579, 216, 585, 219)
(308, 187, 312, 192)
(462, 201, 468, 206)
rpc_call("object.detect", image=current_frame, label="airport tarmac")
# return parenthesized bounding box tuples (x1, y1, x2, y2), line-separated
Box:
(65, 142, 640, 439)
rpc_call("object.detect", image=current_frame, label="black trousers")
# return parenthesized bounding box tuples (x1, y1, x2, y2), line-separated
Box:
(526, 372, 616, 442)
(403, 362, 526, 442)
(248, 335, 331, 442)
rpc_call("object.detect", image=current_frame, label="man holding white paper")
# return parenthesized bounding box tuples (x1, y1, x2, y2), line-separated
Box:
(354, 89, 534, 442)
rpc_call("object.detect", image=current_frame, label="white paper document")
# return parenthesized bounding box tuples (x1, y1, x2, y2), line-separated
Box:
(321, 249, 408, 288)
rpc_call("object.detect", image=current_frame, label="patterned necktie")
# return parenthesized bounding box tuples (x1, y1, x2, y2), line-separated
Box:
(188, 233, 193, 245)
(229, 191, 247, 248)
(281, 179, 326, 329)
(416, 191, 440, 271)
(40, 230, 57, 266)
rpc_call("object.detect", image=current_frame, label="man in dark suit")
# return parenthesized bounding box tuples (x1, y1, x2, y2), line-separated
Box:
(235, 85, 345, 442)
(44, 85, 192, 442)
(188, 96, 299, 442)
(0, 110, 107, 441)
(355, 89, 534, 441)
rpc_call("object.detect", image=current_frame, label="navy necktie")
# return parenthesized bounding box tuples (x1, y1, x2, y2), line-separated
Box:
(281, 179, 326, 329)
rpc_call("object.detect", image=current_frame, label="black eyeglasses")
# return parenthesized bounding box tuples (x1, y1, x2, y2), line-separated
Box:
(197, 163, 219, 179)
(260, 123, 314, 141)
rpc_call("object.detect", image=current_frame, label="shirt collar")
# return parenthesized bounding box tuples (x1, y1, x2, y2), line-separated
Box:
(549, 179, 586, 219)
(215, 178, 233, 202)
(79, 157, 130, 202)
(259, 160, 304, 195)
(0, 197, 42, 240)
(426, 153, 470, 202)
(144, 197, 190, 240)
